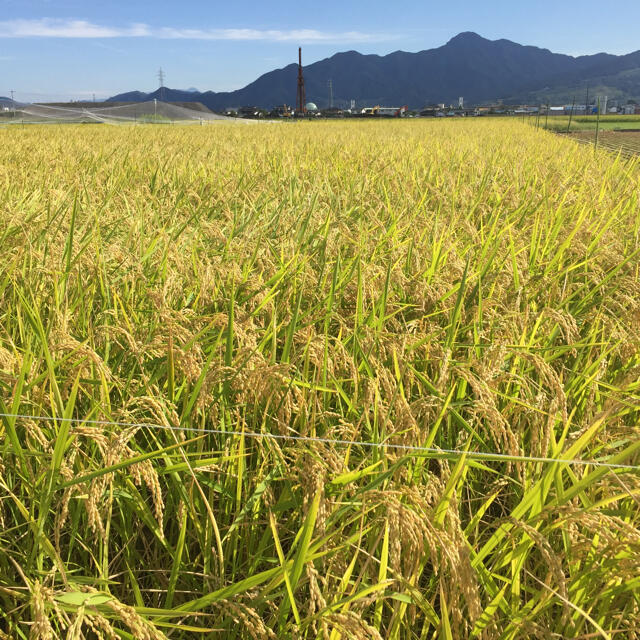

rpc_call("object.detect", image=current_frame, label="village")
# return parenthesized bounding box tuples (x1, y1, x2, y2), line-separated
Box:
(223, 99, 640, 119)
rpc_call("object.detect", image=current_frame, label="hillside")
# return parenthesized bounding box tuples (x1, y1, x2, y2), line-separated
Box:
(108, 32, 640, 109)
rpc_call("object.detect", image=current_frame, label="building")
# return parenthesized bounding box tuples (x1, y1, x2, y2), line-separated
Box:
(514, 106, 539, 114)
(238, 106, 261, 118)
(377, 106, 408, 117)
(361, 105, 408, 117)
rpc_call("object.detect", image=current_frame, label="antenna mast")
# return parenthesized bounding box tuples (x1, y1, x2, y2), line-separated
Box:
(296, 47, 306, 115)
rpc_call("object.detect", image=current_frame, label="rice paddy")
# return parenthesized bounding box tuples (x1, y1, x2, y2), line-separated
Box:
(1, 119, 640, 639)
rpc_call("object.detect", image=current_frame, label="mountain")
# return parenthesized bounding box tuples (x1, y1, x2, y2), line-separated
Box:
(0, 96, 21, 109)
(110, 90, 149, 103)
(107, 32, 640, 109)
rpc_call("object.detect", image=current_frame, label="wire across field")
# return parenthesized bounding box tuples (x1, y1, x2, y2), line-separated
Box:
(1, 120, 640, 639)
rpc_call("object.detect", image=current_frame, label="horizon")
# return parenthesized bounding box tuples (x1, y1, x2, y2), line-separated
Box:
(2, 0, 640, 103)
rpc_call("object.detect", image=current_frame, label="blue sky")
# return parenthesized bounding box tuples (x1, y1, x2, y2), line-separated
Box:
(2, 0, 639, 102)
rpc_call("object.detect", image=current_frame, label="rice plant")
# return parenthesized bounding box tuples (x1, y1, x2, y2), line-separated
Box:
(1, 119, 639, 639)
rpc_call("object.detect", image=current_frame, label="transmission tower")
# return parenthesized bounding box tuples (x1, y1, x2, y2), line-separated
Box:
(10, 90, 15, 117)
(328, 78, 333, 109)
(158, 68, 165, 101)
(296, 47, 306, 116)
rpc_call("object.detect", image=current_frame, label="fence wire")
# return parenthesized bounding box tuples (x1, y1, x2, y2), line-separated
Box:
(1, 412, 638, 471)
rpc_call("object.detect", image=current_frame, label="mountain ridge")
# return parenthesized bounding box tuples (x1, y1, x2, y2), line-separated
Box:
(107, 32, 640, 110)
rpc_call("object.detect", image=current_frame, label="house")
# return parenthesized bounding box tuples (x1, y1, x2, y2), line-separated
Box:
(419, 106, 441, 117)
(238, 106, 262, 118)
(376, 106, 408, 117)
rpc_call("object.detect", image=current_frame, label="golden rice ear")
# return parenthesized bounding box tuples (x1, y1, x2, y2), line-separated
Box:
(83, 613, 119, 640)
(106, 599, 168, 640)
(29, 580, 56, 640)
(324, 611, 384, 640)
(213, 600, 279, 640)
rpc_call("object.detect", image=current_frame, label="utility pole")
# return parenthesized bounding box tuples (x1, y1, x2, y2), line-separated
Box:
(10, 90, 15, 117)
(585, 85, 590, 116)
(595, 96, 601, 153)
(296, 47, 306, 116)
(158, 68, 165, 102)
(328, 78, 333, 109)
(545, 102, 549, 129)
(567, 96, 576, 133)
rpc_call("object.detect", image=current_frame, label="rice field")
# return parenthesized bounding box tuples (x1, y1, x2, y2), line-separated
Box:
(1, 120, 640, 639)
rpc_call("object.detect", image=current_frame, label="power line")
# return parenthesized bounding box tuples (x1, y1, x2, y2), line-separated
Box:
(0, 412, 638, 471)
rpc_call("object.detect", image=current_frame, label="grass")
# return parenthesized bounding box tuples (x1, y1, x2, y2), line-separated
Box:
(1, 119, 640, 639)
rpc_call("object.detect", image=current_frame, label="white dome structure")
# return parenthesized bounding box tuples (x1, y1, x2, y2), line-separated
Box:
(305, 102, 318, 112)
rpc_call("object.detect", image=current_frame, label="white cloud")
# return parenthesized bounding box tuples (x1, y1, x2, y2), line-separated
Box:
(0, 19, 150, 38)
(156, 27, 381, 43)
(0, 18, 387, 43)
